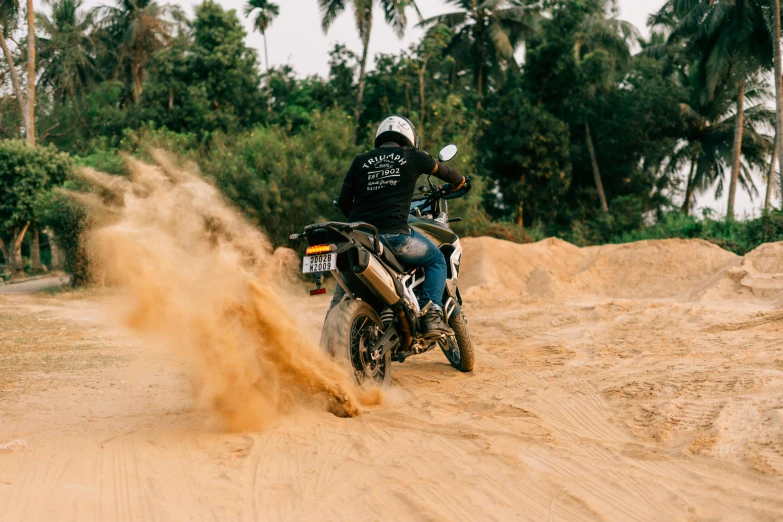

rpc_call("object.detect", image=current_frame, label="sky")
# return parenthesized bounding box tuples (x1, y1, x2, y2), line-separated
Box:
(232, 0, 661, 77)
(70, 0, 778, 215)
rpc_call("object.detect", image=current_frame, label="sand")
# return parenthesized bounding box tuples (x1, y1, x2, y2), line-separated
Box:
(1, 235, 783, 521)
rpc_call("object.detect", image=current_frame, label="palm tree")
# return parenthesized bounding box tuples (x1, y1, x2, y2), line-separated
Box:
(96, 0, 183, 103)
(318, 0, 419, 125)
(36, 0, 97, 102)
(573, 2, 639, 212)
(420, 0, 538, 104)
(0, 0, 37, 144)
(654, 0, 774, 220)
(771, 0, 783, 208)
(244, 0, 278, 73)
(25, 0, 34, 145)
(0, 0, 27, 133)
(411, 24, 450, 147)
(664, 70, 772, 214)
(763, 131, 778, 212)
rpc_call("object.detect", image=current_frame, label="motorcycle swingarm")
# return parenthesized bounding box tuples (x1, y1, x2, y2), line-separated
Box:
(368, 327, 399, 361)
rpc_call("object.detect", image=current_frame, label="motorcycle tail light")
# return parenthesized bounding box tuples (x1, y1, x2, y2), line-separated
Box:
(310, 288, 327, 296)
(306, 244, 333, 255)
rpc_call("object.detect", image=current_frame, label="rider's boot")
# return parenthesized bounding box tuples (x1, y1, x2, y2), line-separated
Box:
(421, 305, 454, 338)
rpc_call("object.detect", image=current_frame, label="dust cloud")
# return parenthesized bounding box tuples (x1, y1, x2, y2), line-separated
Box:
(72, 151, 381, 430)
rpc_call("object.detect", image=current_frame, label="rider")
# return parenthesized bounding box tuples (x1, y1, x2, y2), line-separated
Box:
(332, 115, 467, 337)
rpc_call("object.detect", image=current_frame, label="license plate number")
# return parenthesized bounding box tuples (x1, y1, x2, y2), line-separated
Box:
(303, 253, 336, 273)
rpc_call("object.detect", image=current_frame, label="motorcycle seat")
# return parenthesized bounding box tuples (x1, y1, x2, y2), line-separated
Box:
(380, 245, 407, 273)
(356, 232, 414, 274)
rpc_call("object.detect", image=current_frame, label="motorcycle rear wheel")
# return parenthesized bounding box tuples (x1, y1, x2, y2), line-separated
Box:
(440, 305, 474, 372)
(322, 300, 392, 387)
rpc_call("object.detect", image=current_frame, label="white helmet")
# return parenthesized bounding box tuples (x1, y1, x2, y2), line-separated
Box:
(375, 115, 419, 148)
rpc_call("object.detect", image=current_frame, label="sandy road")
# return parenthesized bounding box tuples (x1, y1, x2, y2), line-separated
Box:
(0, 276, 70, 295)
(1, 238, 783, 521)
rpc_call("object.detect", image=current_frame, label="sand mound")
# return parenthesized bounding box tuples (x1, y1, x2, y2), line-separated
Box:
(703, 242, 783, 302)
(461, 236, 783, 302)
(458, 237, 585, 301)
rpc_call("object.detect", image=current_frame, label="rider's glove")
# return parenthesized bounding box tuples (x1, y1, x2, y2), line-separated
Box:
(441, 176, 469, 194)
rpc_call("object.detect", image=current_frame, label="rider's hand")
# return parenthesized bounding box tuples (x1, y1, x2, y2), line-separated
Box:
(441, 176, 469, 194)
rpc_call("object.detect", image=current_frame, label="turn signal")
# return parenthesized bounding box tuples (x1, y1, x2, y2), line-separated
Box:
(306, 244, 333, 255)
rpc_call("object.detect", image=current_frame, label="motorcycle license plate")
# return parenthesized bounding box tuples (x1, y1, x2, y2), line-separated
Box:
(302, 253, 336, 273)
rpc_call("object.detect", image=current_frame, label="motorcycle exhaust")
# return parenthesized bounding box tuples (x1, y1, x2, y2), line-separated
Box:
(349, 248, 401, 306)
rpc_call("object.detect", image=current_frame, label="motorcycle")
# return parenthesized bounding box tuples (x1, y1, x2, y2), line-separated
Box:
(289, 144, 474, 386)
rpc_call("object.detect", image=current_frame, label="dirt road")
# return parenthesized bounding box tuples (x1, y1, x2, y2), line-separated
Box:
(1, 238, 782, 521)
(0, 275, 70, 295)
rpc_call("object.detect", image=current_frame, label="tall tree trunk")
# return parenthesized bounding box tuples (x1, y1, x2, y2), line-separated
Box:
(0, 238, 10, 272)
(0, 30, 28, 132)
(132, 66, 143, 103)
(354, 21, 371, 134)
(404, 78, 411, 117)
(585, 119, 609, 212)
(9, 222, 30, 279)
(418, 63, 427, 148)
(263, 31, 270, 73)
(262, 32, 273, 112)
(727, 78, 745, 221)
(26, 0, 35, 146)
(477, 62, 484, 108)
(775, 0, 783, 208)
(517, 202, 523, 228)
(682, 160, 696, 215)
(765, 133, 778, 213)
(45, 228, 63, 271)
(30, 227, 43, 273)
(476, 21, 484, 111)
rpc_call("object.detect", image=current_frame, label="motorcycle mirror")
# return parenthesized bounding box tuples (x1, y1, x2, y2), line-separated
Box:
(438, 144, 458, 162)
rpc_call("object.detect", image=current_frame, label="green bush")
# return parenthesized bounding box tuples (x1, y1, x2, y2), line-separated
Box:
(35, 181, 90, 285)
(204, 110, 361, 247)
(108, 109, 360, 249)
(76, 150, 129, 176)
(0, 140, 74, 278)
(0, 140, 73, 230)
(614, 210, 783, 255)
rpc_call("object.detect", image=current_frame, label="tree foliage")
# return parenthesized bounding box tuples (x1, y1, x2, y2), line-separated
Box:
(1, 0, 782, 283)
(0, 140, 72, 277)
(0, 139, 71, 231)
(481, 75, 571, 226)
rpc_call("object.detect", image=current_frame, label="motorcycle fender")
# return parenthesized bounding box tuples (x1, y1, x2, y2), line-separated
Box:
(444, 279, 458, 300)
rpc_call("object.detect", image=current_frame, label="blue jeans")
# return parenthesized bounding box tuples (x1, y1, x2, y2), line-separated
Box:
(381, 230, 447, 309)
(328, 229, 448, 313)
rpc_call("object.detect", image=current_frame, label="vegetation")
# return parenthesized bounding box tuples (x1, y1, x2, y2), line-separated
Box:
(0, 140, 72, 278)
(616, 209, 783, 256)
(244, 0, 279, 73)
(1, 0, 783, 283)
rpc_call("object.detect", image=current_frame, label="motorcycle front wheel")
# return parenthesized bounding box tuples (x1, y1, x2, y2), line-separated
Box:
(440, 304, 474, 372)
(321, 300, 392, 387)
